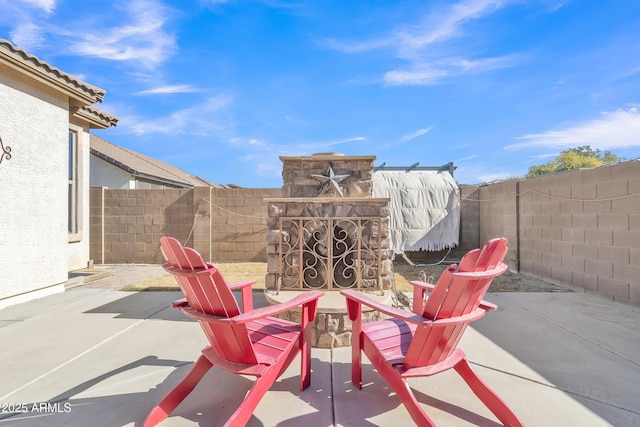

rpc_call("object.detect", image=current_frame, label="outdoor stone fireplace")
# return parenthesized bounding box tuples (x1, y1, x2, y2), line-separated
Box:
(265, 154, 392, 348)
(265, 154, 392, 292)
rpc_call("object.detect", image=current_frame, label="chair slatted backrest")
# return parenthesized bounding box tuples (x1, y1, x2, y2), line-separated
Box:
(404, 238, 508, 367)
(160, 237, 258, 365)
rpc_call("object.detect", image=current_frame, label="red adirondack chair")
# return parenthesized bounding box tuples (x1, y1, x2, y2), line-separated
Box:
(341, 238, 524, 426)
(144, 237, 323, 427)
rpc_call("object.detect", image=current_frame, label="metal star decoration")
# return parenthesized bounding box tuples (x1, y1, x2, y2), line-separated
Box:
(310, 163, 350, 197)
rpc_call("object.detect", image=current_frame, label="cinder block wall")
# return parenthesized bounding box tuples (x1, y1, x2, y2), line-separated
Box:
(476, 160, 640, 305)
(90, 188, 194, 263)
(459, 185, 480, 251)
(90, 187, 105, 264)
(90, 186, 280, 264)
(477, 180, 519, 271)
(211, 188, 280, 261)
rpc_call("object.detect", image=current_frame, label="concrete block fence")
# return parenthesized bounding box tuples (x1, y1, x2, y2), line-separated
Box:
(90, 159, 640, 305)
(90, 186, 281, 264)
(469, 160, 640, 305)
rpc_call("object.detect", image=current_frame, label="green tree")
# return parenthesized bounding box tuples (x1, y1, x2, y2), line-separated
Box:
(525, 146, 622, 178)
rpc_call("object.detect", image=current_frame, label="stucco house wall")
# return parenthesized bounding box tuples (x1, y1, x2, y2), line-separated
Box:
(91, 157, 134, 189)
(0, 38, 117, 308)
(0, 65, 69, 303)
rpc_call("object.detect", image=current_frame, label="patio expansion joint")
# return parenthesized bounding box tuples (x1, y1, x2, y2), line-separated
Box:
(329, 348, 336, 427)
(517, 305, 640, 369)
(467, 360, 640, 417)
(0, 303, 171, 403)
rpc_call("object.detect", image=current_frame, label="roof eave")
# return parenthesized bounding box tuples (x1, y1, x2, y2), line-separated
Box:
(90, 149, 195, 189)
(74, 106, 119, 129)
(0, 39, 105, 106)
(133, 171, 195, 189)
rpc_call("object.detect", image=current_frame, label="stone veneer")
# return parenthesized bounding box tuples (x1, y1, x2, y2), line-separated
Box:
(280, 154, 376, 198)
(265, 153, 392, 347)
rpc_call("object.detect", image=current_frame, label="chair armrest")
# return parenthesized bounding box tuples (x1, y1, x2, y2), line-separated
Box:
(410, 280, 436, 314)
(231, 291, 324, 325)
(479, 300, 498, 311)
(341, 290, 487, 327)
(228, 280, 256, 312)
(163, 263, 217, 277)
(341, 290, 426, 325)
(409, 280, 436, 292)
(171, 298, 188, 308)
(228, 280, 255, 290)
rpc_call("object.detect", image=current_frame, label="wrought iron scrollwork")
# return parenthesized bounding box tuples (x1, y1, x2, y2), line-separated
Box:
(279, 217, 382, 291)
(0, 136, 11, 165)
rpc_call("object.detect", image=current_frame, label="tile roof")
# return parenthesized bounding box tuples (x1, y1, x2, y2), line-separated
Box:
(0, 38, 105, 105)
(74, 106, 119, 129)
(90, 134, 227, 188)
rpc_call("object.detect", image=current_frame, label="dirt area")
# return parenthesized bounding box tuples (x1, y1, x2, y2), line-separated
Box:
(122, 261, 571, 293)
(391, 261, 570, 293)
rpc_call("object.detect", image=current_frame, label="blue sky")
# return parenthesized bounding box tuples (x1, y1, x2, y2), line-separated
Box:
(2, 0, 639, 187)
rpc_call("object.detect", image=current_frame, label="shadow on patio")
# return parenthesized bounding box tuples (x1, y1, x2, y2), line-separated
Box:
(0, 286, 638, 426)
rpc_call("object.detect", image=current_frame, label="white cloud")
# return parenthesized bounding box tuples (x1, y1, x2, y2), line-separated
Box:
(545, 0, 570, 13)
(327, 136, 366, 146)
(325, 0, 522, 86)
(136, 85, 199, 95)
(320, 37, 393, 54)
(284, 114, 309, 125)
(385, 47, 521, 87)
(396, 0, 505, 53)
(399, 127, 433, 143)
(239, 154, 282, 178)
(128, 95, 233, 135)
(67, 0, 176, 67)
(248, 138, 266, 146)
(18, 0, 55, 13)
(507, 108, 640, 151)
(9, 22, 45, 50)
(385, 68, 448, 86)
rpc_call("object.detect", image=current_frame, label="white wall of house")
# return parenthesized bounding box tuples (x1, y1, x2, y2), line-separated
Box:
(90, 157, 134, 189)
(0, 65, 69, 307)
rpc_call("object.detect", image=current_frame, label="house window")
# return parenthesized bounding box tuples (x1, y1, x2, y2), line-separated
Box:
(68, 130, 78, 236)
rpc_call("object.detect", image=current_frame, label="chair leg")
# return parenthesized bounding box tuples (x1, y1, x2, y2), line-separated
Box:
(454, 358, 525, 427)
(368, 352, 437, 427)
(300, 337, 312, 390)
(224, 359, 285, 427)
(300, 308, 312, 391)
(352, 340, 362, 389)
(350, 312, 363, 389)
(143, 355, 213, 427)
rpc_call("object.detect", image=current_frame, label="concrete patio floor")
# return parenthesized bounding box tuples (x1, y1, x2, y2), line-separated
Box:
(0, 266, 639, 426)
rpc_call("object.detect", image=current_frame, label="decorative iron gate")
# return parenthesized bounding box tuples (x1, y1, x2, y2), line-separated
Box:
(279, 217, 382, 291)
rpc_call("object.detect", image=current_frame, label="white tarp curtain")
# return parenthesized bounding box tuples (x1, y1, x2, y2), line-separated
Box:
(372, 170, 460, 253)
